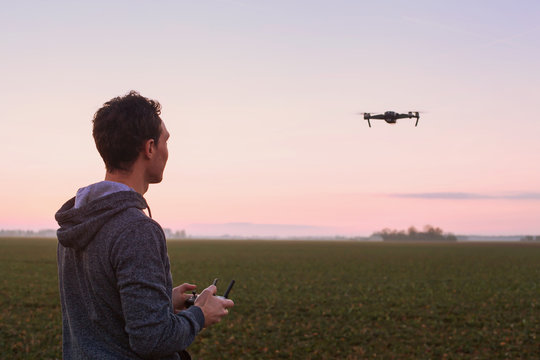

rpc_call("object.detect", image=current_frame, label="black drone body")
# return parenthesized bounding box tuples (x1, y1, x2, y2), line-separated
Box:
(362, 111, 420, 127)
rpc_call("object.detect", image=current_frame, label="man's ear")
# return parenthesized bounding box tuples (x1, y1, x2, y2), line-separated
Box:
(142, 138, 155, 159)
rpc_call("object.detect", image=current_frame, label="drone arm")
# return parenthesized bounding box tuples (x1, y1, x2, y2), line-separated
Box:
(395, 114, 410, 119)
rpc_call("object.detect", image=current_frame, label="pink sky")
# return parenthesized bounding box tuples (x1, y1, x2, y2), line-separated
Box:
(1, 1, 539, 237)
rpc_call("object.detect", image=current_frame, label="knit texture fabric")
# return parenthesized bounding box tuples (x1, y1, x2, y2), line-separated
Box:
(56, 187, 204, 359)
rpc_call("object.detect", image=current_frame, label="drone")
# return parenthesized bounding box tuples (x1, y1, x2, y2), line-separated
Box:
(361, 111, 420, 127)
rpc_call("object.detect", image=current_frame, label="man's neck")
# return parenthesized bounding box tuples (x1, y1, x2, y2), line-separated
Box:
(105, 169, 149, 195)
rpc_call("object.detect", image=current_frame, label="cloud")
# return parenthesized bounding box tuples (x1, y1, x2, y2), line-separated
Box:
(388, 192, 540, 200)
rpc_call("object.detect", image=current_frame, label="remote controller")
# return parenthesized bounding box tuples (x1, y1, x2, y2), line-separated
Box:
(185, 278, 235, 308)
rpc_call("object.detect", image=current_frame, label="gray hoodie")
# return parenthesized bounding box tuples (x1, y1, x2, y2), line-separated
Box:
(56, 182, 204, 359)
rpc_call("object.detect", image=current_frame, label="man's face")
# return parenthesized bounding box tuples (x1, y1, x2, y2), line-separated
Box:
(148, 122, 170, 184)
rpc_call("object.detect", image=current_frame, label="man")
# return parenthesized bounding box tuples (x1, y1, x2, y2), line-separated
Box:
(55, 91, 233, 359)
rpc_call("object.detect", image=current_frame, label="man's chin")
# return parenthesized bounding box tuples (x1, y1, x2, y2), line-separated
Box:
(149, 176, 164, 184)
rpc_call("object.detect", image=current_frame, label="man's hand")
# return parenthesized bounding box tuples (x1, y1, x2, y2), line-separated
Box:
(172, 283, 197, 313)
(194, 285, 235, 327)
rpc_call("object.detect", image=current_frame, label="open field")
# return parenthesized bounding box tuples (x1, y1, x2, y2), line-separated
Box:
(1, 238, 539, 359)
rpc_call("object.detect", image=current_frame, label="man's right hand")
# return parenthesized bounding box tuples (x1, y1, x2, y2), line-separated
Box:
(194, 285, 234, 327)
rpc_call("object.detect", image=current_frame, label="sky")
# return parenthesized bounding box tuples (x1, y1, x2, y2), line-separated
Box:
(1, 0, 539, 237)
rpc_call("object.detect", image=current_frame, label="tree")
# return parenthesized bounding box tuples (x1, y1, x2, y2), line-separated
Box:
(374, 225, 457, 242)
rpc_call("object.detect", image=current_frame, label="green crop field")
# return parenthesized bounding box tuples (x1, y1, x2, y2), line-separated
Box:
(1, 238, 539, 359)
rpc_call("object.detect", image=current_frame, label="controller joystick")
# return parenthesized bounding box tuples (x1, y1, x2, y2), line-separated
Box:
(185, 291, 197, 308)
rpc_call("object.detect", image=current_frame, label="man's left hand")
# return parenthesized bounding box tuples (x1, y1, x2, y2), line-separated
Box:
(172, 283, 197, 313)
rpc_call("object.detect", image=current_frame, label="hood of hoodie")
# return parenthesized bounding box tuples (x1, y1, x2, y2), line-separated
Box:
(55, 187, 148, 250)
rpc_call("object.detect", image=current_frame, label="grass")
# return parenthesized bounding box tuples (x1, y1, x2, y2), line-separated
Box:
(1, 238, 539, 359)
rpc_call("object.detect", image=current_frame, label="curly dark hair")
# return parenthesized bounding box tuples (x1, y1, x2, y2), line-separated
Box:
(92, 91, 163, 172)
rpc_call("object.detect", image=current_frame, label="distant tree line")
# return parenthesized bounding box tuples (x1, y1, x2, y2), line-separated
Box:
(520, 235, 540, 242)
(374, 225, 457, 242)
(162, 228, 187, 239)
(0, 228, 189, 240)
(0, 229, 56, 238)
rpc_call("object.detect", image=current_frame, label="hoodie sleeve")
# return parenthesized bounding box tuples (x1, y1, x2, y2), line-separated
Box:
(110, 220, 205, 358)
